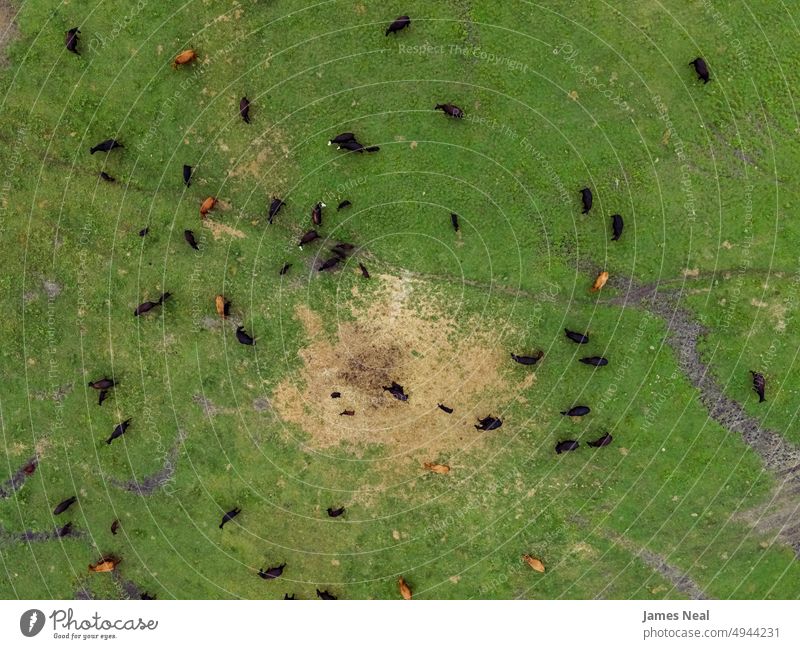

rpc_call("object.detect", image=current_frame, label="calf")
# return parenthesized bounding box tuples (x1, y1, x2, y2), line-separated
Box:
(398, 577, 413, 600)
(590, 271, 609, 292)
(437, 403, 454, 414)
(184, 230, 199, 250)
(239, 97, 251, 124)
(172, 49, 196, 68)
(279, 263, 292, 276)
(338, 200, 352, 210)
(200, 196, 217, 217)
(451, 213, 460, 231)
(316, 589, 337, 600)
(299, 230, 320, 247)
(99, 171, 115, 182)
(268, 197, 285, 223)
(435, 103, 464, 118)
(327, 506, 345, 517)
(359, 262, 370, 279)
(318, 257, 341, 272)
(337, 140, 380, 153)
(587, 433, 613, 448)
(328, 132, 357, 146)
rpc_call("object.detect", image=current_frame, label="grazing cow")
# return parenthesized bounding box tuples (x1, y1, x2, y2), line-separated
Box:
(340, 410, 355, 416)
(565, 329, 589, 344)
(423, 462, 450, 474)
(279, 263, 292, 276)
(236, 326, 255, 345)
(590, 271, 609, 292)
(383, 381, 408, 401)
(386, 16, 411, 36)
(338, 200, 352, 210)
(299, 230, 320, 247)
(437, 403, 453, 414)
(111, 520, 120, 535)
(90, 139, 123, 155)
(184, 230, 199, 250)
(134, 292, 170, 316)
(451, 213, 459, 231)
(327, 506, 345, 517)
(690, 57, 710, 83)
(580, 187, 593, 214)
(750, 371, 766, 402)
(522, 555, 545, 573)
(65, 28, 80, 55)
(555, 440, 579, 454)
(318, 257, 341, 272)
(398, 577, 413, 600)
(561, 406, 590, 417)
(311, 202, 325, 226)
(88, 377, 115, 390)
(219, 507, 241, 529)
(331, 242, 355, 258)
(284, 594, 296, 600)
(200, 196, 217, 217)
(98, 390, 109, 406)
(359, 262, 370, 279)
(239, 97, 251, 124)
(475, 416, 502, 431)
(611, 214, 623, 241)
(579, 356, 608, 367)
(258, 564, 286, 580)
(511, 351, 543, 365)
(99, 171, 115, 182)
(337, 140, 380, 153)
(183, 164, 192, 187)
(88, 556, 121, 573)
(106, 418, 132, 445)
(140, 593, 156, 600)
(268, 197, 286, 223)
(215, 295, 230, 319)
(172, 49, 196, 68)
(53, 496, 77, 515)
(57, 522, 74, 538)
(316, 589, 337, 600)
(139, 228, 149, 237)
(434, 103, 464, 118)
(328, 132, 357, 146)
(330, 392, 341, 398)
(587, 433, 613, 448)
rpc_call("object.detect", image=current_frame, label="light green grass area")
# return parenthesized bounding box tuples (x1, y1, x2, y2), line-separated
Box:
(1, 1, 799, 599)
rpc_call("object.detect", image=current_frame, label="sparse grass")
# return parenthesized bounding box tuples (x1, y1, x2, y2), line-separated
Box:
(1, 0, 799, 599)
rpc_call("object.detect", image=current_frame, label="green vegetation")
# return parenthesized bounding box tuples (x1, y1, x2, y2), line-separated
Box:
(1, 1, 798, 599)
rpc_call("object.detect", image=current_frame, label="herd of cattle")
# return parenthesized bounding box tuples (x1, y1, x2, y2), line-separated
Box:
(34, 15, 765, 599)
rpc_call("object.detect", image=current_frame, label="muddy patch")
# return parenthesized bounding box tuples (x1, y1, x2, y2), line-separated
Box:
(272, 275, 520, 456)
(0, 456, 38, 498)
(110, 430, 187, 496)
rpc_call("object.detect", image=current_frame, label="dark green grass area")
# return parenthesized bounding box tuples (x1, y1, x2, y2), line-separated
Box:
(1, 1, 799, 599)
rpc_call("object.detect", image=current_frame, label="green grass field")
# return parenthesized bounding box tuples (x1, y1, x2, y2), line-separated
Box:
(1, 0, 799, 600)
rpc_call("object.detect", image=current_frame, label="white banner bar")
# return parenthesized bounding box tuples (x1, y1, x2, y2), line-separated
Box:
(1, 600, 797, 648)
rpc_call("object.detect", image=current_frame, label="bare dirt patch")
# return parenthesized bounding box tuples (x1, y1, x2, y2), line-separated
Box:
(201, 217, 245, 240)
(272, 274, 521, 457)
(0, 1, 19, 68)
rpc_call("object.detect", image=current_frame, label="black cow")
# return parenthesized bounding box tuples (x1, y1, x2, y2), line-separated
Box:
(475, 416, 502, 431)
(65, 28, 80, 55)
(219, 507, 241, 529)
(53, 496, 77, 515)
(386, 16, 411, 36)
(184, 230, 199, 250)
(451, 213, 460, 231)
(579, 356, 608, 367)
(750, 371, 766, 402)
(134, 292, 170, 316)
(328, 132, 357, 146)
(236, 326, 255, 345)
(561, 406, 590, 417)
(299, 230, 320, 246)
(268, 197, 286, 223)
(383, 381, 408, 401)
(580, 187, 593, 214)
(111, 520, 120, 535)
(139, 228, 149, 237)
(435, 103, 464, 118)
(555, 440, 579, 454)
(88, 377, 115, 390)
(258, 564, 286, 580)
(327, 506, 345, 518)
(611, 214, 623, 241)
(587, 433, 613, 448)
(90, 139, 123, 155)
(311, 202, 325, 226)
(438, 403, 454, 414)
(359, 262, 370, 279)
(99, 171, 115, 182)
(183, 164, 192, 187)
(318, 257, 340, 272)
(690, 57, 710, 83)
(279, 263, 292, 276)
(98, 390, 109, 406)
(331, 243, 355, 258)
(239, 97, 251, 123)
(284, 594, 296, 600)
(106, 418, 132, 445)
(565, 329, 589, 344)
(338, 200, 352, 210)
(316, 589, 337, 600)
(337, 140, 380, 153)
(330, 392, 341, 398)
(511, 352, 543, 366)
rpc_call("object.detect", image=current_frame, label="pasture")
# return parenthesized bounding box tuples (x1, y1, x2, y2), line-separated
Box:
(1, 0, 799, 599)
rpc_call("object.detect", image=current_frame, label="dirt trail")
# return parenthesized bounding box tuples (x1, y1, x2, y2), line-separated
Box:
(109, 429, 187, 495)
(0, 456, 38, 498)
